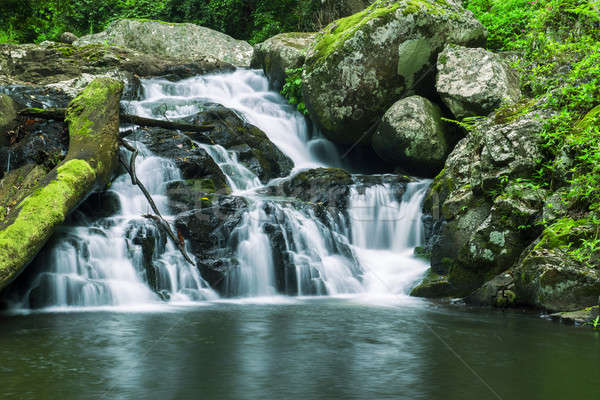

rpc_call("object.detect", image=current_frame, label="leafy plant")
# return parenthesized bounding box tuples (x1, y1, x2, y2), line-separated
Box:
(281, 67, 308, 115)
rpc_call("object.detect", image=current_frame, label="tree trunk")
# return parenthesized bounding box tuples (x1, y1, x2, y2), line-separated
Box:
(0, 78, 123, 291)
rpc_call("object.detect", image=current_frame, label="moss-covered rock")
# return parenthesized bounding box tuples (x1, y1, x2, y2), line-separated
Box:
(302, 0, 486, 144)
(371, 95, 450, 176)
(410, 268, 453, 298)
(0, 78, 123, 291)
(74, 19, 253, 67)
(251, 32, 316, 90)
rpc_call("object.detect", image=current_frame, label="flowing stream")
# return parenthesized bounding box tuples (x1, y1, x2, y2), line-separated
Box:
(6, 70, 429, 309)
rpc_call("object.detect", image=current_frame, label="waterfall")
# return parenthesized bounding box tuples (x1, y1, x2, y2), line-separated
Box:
(8, 69, 430, 309)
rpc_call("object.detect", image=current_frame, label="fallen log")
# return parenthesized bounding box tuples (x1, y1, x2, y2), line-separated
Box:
(18, 107, 215, 133)
(0, 78, 124, 291)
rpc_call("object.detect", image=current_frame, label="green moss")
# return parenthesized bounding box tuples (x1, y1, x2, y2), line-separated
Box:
(0, 159, 95, 288)
(66, 78, 123, 138)
(493, 99, 536, 124)
(574, 104, 600, 133)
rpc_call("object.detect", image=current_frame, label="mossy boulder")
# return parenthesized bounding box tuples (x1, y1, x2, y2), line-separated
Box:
(0, 78, 123, 292)
(410, 268, 453, 298)
(302, 0, 486, 144)
(371, 95, 449, 176)
(251, 32, 316, 90)
(74, 19, 253, 67)
(436, 44, 521, 118)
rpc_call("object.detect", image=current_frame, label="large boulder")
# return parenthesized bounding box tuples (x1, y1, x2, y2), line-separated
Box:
(0, 78, 123, 291)
(371, 95, 449, 176)
(302, 0, 486, 144)
(419, 109, 549, 297)
(74, 19, 253, 67)
(436, 44, 521, 118)
(251, 32, 316, 89)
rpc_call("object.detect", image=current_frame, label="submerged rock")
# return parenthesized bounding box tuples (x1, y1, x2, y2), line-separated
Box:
(302, 0, 486, 144)
(251, 32, 316, 89)
(371, 96, 449, 176)
(74, 19, 253, 67)
(436, 44, 521, 118)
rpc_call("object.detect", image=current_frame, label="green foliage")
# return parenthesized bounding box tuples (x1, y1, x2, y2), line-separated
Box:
(593, 315, 600, 329)
(281, 67, 308, 115)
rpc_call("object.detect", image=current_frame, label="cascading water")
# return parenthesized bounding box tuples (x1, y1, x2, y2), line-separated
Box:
(9, 69, 431, 309)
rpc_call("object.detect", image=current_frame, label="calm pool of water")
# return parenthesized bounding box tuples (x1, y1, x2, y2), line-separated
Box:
(1, 297, 598, 399)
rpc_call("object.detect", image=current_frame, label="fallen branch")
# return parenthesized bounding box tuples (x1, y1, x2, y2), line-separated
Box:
(119, 138, 195, 265)
(18, 107, 214, 133)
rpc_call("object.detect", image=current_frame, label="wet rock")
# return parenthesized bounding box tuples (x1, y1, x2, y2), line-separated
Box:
(436, 44, 521, 118)
(74, 19, 253, 67)
(182, 103, 293, 182)
(302, 0, 486, 144)
(263, 168, 353, 209)
(133, 126, 230, 193)
(77, 190, 122, 221)
(0, 117, 68, 179)
(251, 32, 316, 89)
(175, 196, 249, 294)
(550, 306, 600, 326)
(125, 219, 167, 292)
(466, 271, 517, 307)
(371, 96, 450, 176)
(410, 269, 453, 298)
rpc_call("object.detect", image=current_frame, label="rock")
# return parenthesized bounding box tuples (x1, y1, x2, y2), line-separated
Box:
(0, 42, 232, 98)
(466, 271, 517, 307)
(371, 96, 449, 176)
(59, 32, 78, 44)
(422, 110, 549, 296)
(131, 126, 230, 194)
(0, 94, 17, 145)
(175, 196, 249, 294)
(182, 103, 293, 182)
(410, 269, 453, 298)
(514, 247, 600, 312)
(251, 32, 316, 89)
(0, 78, 123, 291)
(302, 0, 486, 144)
(0, 117, 68, 179)
(125, 219, 167, 292)
(262, 168, 353, 209)
(550, 306, 600, 326)
(436, 44, 521, 118)
(74, 19, 253, 67)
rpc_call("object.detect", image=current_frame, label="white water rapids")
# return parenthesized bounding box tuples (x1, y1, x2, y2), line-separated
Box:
(10, 70, 430, 309)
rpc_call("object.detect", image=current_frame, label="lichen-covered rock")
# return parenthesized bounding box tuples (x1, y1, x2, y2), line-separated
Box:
(371, 95, 449, 176)
(436, 44, 521, 118)
(466, 271, 517, 307)
(74, 19, 253, 67)
(302, 0, 486, 144)
(0, 78, 123, 291)
(513, 247, 600, 312)
(419, 110, 548, 297)
(251, 32, 316, 89)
